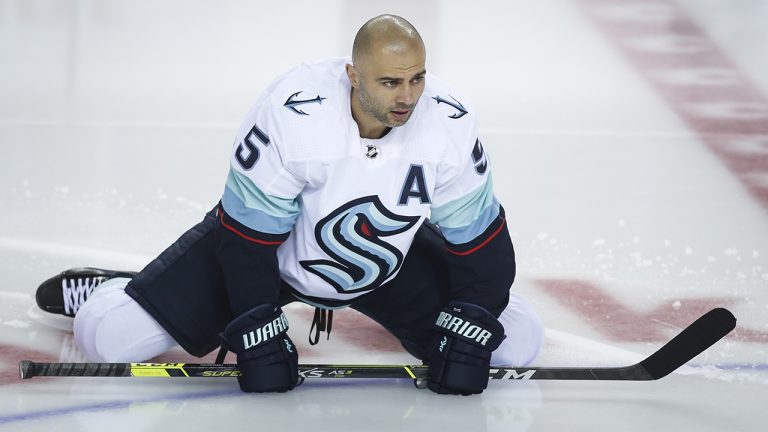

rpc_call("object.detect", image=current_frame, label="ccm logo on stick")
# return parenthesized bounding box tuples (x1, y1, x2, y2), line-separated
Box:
(435, 312, 493, 346)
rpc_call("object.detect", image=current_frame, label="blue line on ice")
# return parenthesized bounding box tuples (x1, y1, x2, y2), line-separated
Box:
(0, 379, 389, 425)
(0, 389, 241, 425)
(691, 363, 768, 371)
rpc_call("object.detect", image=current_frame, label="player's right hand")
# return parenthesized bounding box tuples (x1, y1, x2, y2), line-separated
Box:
(220, 304, 299, 392)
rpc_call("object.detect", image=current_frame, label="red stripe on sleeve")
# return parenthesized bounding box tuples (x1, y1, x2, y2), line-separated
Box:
(219, 209, 285, 246)
(446, 218, 506, 256)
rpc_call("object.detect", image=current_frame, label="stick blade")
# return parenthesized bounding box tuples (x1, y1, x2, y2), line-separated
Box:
(640, 307, 736, 379)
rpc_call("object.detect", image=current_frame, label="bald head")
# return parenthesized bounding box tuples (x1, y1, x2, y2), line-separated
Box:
(346, 15, 427, 139)
(352, 14, 425, 66)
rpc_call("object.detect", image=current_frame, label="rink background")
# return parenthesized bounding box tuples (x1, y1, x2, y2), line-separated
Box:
(1, 0, 766, 431)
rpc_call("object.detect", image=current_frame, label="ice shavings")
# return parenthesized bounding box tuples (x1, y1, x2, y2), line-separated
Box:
(3, 319, 30, 328)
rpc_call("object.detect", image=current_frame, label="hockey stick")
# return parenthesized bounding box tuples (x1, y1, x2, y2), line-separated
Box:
(19, 307, 735, 382)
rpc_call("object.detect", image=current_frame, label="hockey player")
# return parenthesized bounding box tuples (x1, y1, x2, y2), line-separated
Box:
(35, 14, 544, 395)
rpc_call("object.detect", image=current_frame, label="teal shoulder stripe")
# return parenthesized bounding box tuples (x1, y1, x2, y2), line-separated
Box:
(225, 169, 300, 218)
(221, 169, 300, 234)
(436, 200, 499, 244)
(431, 175, 495, 229)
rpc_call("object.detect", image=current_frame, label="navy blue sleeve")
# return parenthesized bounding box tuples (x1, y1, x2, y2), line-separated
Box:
(214, 204, 289, 316)
(442, 205, 514, 317)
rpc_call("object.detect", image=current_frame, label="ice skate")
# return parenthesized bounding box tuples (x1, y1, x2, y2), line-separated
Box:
(35, 267, 137, 317)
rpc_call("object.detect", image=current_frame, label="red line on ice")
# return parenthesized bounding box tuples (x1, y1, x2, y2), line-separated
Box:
(578, 0, 768, 211)
(536, 278, 768, 343)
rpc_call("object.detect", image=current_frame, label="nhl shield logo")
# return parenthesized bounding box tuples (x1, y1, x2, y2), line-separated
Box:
(365, 144, 379, 159)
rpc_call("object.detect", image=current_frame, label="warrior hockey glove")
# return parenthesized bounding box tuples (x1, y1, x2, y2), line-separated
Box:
(427, 301, 506, 395)
(220, 304, 299, 393)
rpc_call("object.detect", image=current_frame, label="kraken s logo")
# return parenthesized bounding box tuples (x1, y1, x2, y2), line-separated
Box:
(300, 196, 420, 294)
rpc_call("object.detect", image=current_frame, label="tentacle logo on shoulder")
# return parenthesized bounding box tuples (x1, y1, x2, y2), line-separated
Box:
(300, 196, 420, 294)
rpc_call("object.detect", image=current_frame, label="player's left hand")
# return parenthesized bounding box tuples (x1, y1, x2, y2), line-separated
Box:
(427, 301, 505, 395)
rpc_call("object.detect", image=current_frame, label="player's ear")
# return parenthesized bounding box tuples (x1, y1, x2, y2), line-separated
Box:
(346, 63, 359, 88)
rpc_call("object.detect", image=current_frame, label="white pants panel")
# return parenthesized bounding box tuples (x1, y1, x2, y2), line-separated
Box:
(491, 293, 544, 366)
(73, 278, 178, 362)
(73, 279, 544, 366)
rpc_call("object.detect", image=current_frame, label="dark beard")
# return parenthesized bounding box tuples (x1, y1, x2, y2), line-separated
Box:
(357, 85, 396, 127)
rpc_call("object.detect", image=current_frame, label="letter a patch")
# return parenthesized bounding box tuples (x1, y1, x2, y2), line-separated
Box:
(398, 165, 430, 205)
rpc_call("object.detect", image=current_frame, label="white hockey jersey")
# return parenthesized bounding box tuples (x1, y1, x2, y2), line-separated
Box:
(221, 58, 500, 305)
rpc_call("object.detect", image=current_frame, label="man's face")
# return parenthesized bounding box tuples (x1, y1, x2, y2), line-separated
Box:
(351, 45, 426, 129)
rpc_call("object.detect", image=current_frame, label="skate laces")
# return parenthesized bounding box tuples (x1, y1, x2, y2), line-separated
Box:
(62, 277, 105, 315)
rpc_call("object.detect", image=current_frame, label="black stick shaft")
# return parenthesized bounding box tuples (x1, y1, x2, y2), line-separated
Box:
(18, 361, 643, 380)
(19, 308, 735, 382)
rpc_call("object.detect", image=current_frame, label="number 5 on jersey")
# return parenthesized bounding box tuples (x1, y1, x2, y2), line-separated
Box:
(235, 123, 271, 170)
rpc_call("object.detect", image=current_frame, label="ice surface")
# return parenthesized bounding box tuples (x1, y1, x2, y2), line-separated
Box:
(0, 0, 766, 431)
